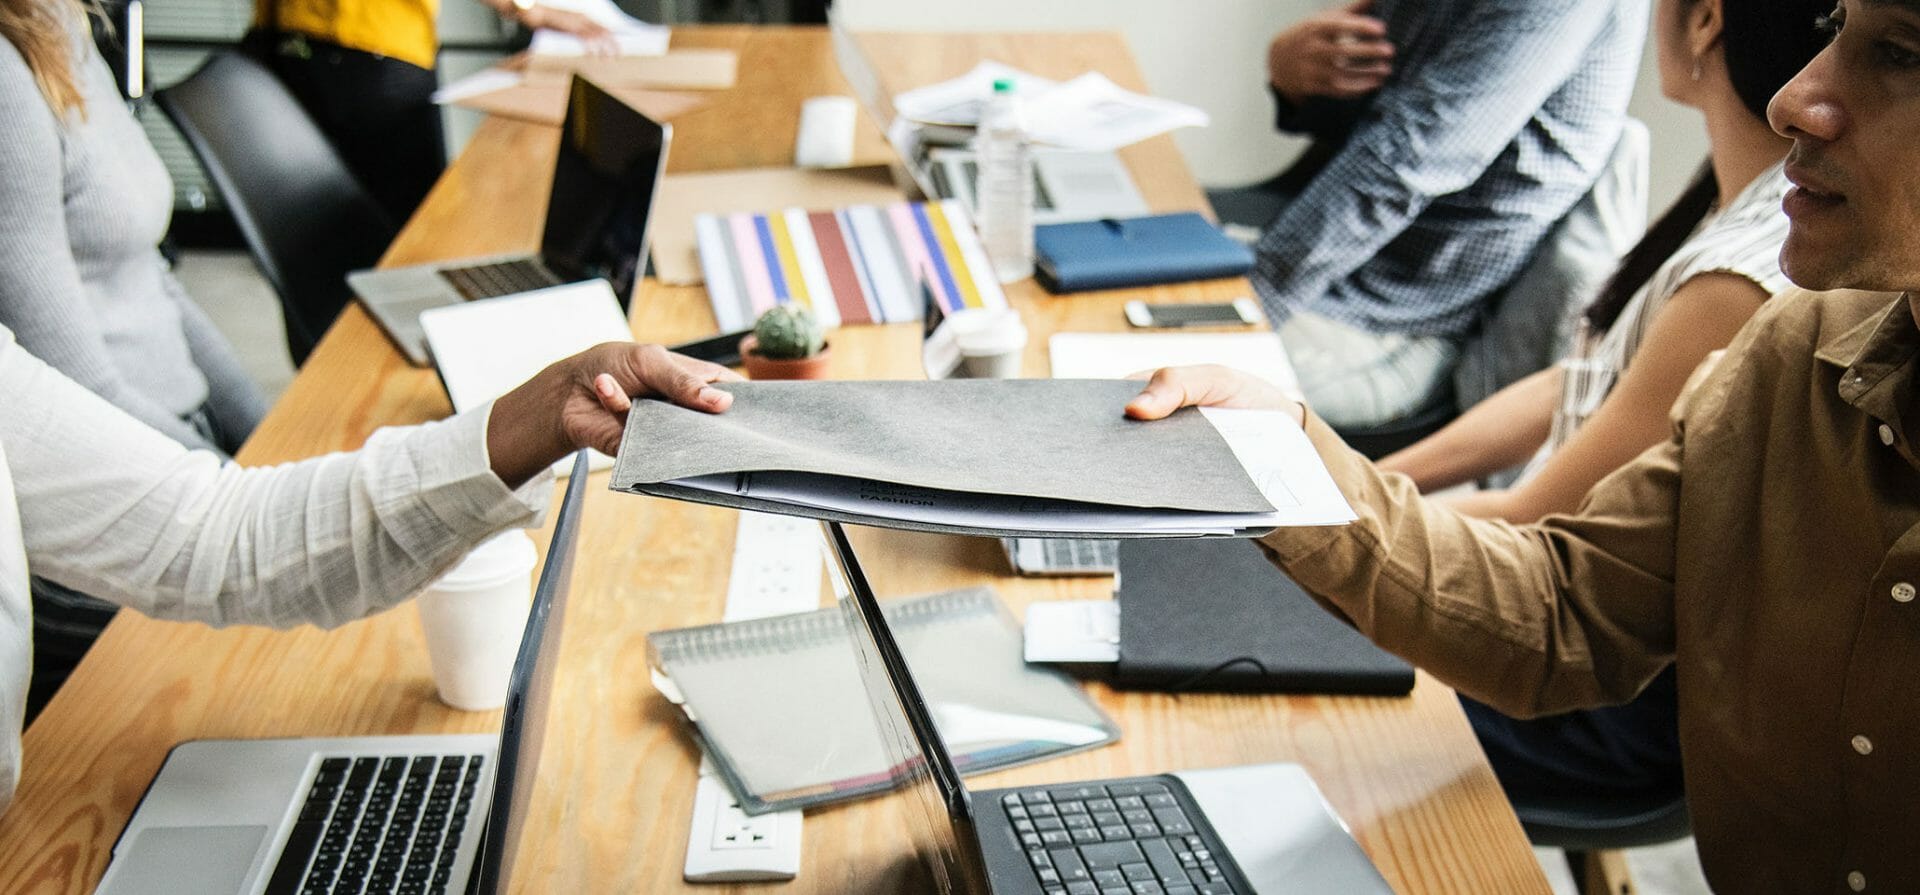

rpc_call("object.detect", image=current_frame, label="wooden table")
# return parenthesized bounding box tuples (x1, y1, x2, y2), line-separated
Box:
(0, 26, 1549, 894)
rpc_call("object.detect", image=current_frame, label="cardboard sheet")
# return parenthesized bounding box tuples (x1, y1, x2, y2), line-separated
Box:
(651, 166, 905, 285)
(451, 81, 709, 127)
(522, 48, 739, 89)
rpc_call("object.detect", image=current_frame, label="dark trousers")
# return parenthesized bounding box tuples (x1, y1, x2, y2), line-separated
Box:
(242, 30, 445, 224)
(1462, 666, 1684, 804)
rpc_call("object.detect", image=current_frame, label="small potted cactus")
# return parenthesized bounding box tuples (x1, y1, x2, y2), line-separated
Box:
(740, 304, 831, 380)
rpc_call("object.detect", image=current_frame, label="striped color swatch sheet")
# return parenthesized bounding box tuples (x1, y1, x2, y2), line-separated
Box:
(695, 199, 1009, 332)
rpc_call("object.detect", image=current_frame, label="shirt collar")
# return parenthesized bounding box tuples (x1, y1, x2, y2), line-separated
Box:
(1820, 293, 1919, 461)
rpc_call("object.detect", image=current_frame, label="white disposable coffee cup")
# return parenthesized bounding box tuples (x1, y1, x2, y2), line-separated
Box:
(952, 310, 1028, 379)
(416, 530, 537, 711)
(794, 95, 858, 168)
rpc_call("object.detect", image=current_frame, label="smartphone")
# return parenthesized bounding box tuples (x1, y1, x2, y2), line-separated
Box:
(1124, 298, 1260, 328)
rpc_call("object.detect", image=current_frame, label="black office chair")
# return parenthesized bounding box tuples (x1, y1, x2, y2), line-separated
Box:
(1517, 791, 1692, 895)
(156, 51, 397, 366)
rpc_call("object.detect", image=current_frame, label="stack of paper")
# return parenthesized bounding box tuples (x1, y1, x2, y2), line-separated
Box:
(694, 200, 1007, 332)
(611, 379, 1354, 536)
(526, 0, 670, 57)
(888, 61, 1208, 153)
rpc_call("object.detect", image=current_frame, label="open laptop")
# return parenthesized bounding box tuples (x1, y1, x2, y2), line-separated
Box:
(926, 146, 1149, 226)
(820, 521, 1394, 894)
(95, 452, 592, 895)
(349, 76, 671, 366)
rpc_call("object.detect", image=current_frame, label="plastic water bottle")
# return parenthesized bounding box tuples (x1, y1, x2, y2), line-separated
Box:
(976, 78, 1035, 283)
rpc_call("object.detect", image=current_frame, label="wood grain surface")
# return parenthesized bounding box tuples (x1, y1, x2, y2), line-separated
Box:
(0, 27, 1548, 894)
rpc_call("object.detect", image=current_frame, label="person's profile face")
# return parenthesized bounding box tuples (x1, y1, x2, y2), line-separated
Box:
(1768, 0, 1920, 292)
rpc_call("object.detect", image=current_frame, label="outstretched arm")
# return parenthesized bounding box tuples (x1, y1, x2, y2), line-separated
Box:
(6, 331, 735, 630)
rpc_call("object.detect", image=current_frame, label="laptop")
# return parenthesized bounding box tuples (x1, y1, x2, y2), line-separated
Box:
(1001, 537, 1120, 577)
(926, 146, 1149, 226)
(94, 452, 593, 895)
(349, 76, 671, 366)
(820, 521, 1394, 894)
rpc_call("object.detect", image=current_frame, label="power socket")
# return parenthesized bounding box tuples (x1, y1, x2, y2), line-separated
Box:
(682, 512, 815, 883)
(723, 512, 825, 622)
(711, 793, 781, 850)
(683, 767, 802, 882)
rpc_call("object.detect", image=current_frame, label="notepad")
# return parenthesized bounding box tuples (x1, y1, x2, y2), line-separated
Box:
(647, 587, 1118, 814)
(694, 200, 1007, 332)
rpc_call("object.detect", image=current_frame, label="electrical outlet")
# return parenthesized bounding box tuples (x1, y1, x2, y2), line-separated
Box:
(711, 797, 779, 850)
(681, 513, 814, 883)
(683, 771, 802, 882)
(723, 512, 824, 622)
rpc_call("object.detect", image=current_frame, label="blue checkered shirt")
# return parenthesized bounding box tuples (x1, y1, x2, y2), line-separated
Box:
(1254, 0, 1647, 339)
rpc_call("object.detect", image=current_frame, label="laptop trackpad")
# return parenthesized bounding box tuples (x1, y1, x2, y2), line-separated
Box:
(98, 825, 266, 895)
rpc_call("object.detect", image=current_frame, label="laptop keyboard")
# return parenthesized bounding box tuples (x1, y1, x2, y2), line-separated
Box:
(437, 259, 564, 301)
(1001, 780, 1237, 895)
(1012, 538, 1120, 575)
(263, 754, 485, 895)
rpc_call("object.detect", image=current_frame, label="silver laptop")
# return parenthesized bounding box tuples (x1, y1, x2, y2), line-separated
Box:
(820, 521, 1394, 894)
(94, 453, 592, 895)
(926, 146, 1149, 226)
(349, 76, 671, 366)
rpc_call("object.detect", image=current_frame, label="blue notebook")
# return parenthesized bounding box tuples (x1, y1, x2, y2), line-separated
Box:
(1034, 212, 1255, 293)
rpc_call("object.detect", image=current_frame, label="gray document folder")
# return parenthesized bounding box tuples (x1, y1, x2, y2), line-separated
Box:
(610, 379, 1287, 537)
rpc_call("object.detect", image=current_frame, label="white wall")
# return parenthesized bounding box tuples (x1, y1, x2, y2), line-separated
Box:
(836, 0, 1709, 212)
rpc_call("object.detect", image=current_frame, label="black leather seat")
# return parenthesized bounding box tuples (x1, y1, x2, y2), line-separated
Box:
(157, 52, 397, 366)
(1518, 790, 1691, 894)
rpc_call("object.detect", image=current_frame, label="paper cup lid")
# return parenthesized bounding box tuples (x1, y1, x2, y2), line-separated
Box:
(433, 529, 537, 591)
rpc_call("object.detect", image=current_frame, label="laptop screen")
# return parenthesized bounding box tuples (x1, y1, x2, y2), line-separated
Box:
(541, 77, 671, 308)
(820, 521, 994, 895)
(469, 452, 591, 893)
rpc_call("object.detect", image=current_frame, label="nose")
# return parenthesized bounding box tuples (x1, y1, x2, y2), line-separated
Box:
(1769, 44, 1844, 142)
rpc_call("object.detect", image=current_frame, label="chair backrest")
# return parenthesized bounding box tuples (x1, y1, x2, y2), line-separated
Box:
(156, 52, 397, 366)
(1451, 118, 1653, 417)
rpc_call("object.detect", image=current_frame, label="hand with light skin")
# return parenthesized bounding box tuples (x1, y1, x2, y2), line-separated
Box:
(1123, 365, 1307, 425)
(486, 342, 741, 488)
(1267, 0, 1395, 106)
(481, 0, 620, 56)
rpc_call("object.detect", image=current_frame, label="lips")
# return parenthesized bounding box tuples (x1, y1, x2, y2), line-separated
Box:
(1783, 162, 1844, 204)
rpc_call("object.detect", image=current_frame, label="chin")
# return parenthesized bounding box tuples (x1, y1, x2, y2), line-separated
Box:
(1779, 240, 1843, 291)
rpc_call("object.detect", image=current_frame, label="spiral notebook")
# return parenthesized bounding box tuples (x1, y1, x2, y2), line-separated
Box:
(647, 587, 1118, 814)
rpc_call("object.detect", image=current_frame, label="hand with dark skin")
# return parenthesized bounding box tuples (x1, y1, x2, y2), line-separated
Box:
(486, 342, 741, 488)
(1267, 0, 1395, 106)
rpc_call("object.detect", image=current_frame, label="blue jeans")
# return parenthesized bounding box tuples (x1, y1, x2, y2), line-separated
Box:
(1275, 310, 1459, 429)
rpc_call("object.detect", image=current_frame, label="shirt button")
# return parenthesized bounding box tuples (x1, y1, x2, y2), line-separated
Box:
(1853, 735, 1874, 755)
(1895, 582, 1916, 603)
(1880, 424, 1896, 446)
(1849, 870, 1867, 891)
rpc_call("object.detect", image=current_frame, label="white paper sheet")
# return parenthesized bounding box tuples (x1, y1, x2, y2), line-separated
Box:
(432, 68, 523, 105)
(891, 61, 1057, 127)
(1020, 72, 1209, 152)
(1048, 330, 1304, 400)
(1023, 601, 1121, 664)
(527, 0, 670, 57)
(890, 62, 1206, 151)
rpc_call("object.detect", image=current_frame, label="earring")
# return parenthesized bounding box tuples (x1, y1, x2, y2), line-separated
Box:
(1691, 58, 1703, 81)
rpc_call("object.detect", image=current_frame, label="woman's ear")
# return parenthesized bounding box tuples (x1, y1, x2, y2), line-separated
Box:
(1689, 0, 1726, 61)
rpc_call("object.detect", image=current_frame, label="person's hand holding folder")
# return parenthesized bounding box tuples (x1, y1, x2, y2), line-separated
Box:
(1124, 364, 1306, 424)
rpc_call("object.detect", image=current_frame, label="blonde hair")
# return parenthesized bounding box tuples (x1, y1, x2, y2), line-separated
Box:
(0, 0, 87, 117)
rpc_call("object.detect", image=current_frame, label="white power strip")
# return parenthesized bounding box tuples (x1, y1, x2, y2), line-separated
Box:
(682, 512, 822, 883)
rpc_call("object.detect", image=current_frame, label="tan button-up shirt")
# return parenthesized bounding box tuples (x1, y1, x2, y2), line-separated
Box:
(1259, 288, 1920, 893)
